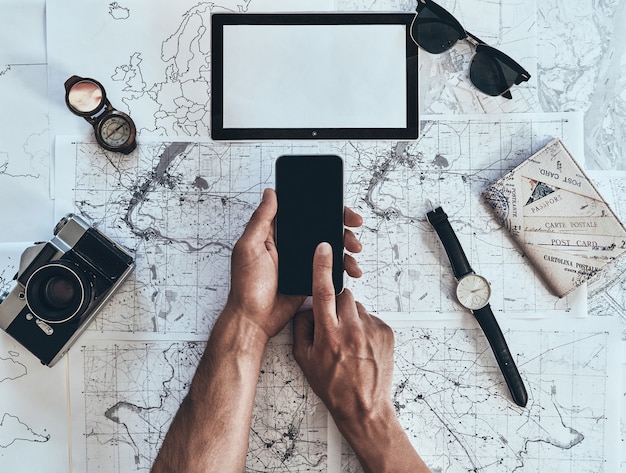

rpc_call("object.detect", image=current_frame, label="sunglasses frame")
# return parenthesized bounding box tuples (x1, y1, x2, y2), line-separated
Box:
(410, 0, 530, 99)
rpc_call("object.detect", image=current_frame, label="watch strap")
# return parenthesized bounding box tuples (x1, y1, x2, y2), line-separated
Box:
(426, 206, 473, 279)
(473, 304, 528, 407)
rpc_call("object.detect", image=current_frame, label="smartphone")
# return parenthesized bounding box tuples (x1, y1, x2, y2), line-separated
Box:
(275, 155, 344, 296)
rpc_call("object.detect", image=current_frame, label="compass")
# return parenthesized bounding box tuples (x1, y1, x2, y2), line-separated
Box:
(64, 75, 137, 154)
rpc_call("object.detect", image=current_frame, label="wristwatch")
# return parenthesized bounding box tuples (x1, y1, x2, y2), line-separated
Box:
(427, 206, 528, 407)
(64, 75, 137, 155)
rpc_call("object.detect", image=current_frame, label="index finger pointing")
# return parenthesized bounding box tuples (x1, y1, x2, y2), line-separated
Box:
(311, 242, 339, 334)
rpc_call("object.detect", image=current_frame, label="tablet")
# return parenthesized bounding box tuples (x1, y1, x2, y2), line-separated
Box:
(211, 13, 418, 140)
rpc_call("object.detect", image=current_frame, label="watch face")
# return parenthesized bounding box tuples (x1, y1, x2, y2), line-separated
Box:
(99, 115, 133, 148)
(456, 273, 491, 310)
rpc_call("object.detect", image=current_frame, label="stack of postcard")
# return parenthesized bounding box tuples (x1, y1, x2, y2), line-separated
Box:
(483, 138, 626, 297)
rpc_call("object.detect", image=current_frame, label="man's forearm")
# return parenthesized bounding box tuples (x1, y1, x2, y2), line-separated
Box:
(151, 309, 267, 473)
(336, 404, 431, 473)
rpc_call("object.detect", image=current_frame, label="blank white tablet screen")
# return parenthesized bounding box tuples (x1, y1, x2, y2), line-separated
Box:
(222, 23, 408, 129)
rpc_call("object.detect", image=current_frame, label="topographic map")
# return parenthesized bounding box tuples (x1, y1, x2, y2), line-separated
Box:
(69, 332, 328, 473)
(52, 112, 622, 472)
(587, 171, 626, 329)
(55, 113, 585, 335)
(0, 0, 622, 471)
(67, 316, 623, 473)
(69, 340, 205, 471)
(341, 317, 622, 473)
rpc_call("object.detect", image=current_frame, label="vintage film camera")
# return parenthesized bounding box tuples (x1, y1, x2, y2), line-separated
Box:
(0, 214, 134, 366)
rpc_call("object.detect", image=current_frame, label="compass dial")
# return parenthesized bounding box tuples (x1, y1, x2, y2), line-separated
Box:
(456, 273, 491, 310)
(99, 115, 132, 147)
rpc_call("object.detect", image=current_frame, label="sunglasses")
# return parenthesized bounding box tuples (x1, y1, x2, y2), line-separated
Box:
(410, 0, 531, 99)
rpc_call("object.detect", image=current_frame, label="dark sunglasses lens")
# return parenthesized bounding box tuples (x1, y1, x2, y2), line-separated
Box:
(414, 19, 464, 54)
(469, 50, 522, 96)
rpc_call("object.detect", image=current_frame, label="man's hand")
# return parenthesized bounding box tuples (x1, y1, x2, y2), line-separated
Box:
(292, 242, 395, 422)
(227, 188, 363, 343)
(292, 243, 431, 473)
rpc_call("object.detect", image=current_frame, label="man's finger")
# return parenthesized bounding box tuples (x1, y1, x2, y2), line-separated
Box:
(344, 228, 362, 254)
(335, 288, 360, 324)
(240, 188, 277, 244)
(311, 242, 339, 335)
(344, 207, 363, 228)
(343, 253, 362, 279)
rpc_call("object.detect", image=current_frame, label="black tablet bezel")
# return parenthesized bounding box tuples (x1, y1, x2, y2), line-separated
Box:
(211, 12, 418, 140)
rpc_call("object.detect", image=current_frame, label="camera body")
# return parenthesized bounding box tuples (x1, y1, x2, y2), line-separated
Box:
(0, 214, 134, 366)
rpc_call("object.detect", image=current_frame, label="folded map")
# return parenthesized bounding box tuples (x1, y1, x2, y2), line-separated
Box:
(483, 138, 626, 297)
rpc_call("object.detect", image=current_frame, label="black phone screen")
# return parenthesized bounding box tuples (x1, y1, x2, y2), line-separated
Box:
(275, 155, 344, 296)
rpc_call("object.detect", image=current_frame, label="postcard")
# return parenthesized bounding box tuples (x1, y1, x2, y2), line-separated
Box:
(483, 138, 626, 297)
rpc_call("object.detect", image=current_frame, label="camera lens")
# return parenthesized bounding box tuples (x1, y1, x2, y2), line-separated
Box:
(25, 261, 93, 323)
(44, 276, 76, 308)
